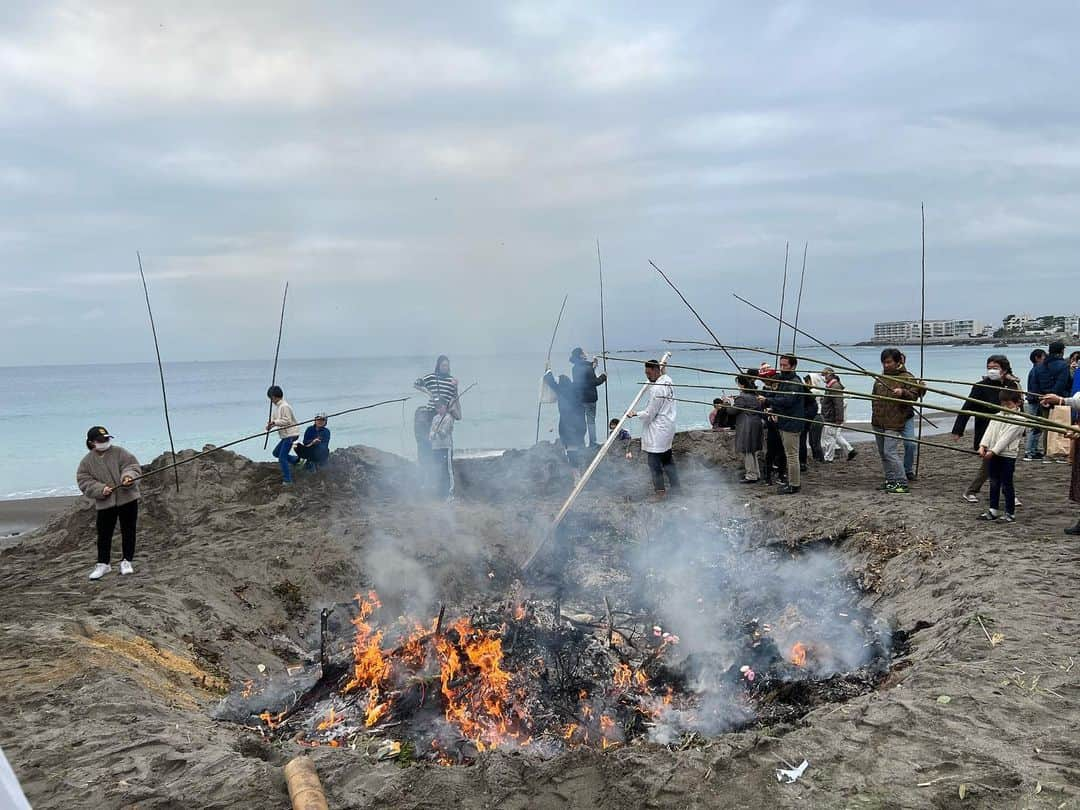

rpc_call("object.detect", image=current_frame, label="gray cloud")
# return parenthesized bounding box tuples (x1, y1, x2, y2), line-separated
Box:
(2, 1, 1078, 365)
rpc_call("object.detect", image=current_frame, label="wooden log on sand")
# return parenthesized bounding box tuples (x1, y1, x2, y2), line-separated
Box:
(284, 755, 329, 810)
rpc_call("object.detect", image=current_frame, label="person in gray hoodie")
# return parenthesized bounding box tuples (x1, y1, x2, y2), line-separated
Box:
(76, 426, 142, 580)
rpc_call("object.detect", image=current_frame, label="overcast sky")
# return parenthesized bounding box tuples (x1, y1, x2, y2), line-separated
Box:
(1, 1, 1077, 366)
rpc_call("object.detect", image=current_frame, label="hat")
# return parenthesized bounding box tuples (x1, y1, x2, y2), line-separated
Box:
(314, 412, 328, 420)
(86, 426, 113, 442)
(822, 367, 834, 376)
(758, 368, 778, 379)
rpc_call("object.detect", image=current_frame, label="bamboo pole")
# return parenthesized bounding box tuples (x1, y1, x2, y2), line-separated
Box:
(791, 242, 808, 354)
(775, 242, 789, 366)
(284, 755, 329, 810)
(916, 203, 927, 476)
(127, 396, 410, 484)
(522, 351, 672, 571)
(733, 293, 940, 429)
(599, 355, 1069, 433)
(264, 282, 289, 450)
(536, 294, 568, 444)
(672, 396, 980, 457)
(648, 260, 741, 372)
(662, 339, 1049, 399)
(597, 239, 610, 429)
(136, 252, 181, 493)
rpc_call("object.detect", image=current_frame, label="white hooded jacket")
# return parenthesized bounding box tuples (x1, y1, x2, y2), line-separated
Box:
(639, 373, 677, 453)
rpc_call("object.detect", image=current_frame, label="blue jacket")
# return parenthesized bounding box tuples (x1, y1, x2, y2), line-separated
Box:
(1032, 356, 1071, 397)
(765, 372, 805, 433)
(300, 425, 331, 462)
(1026, 365, 1043, 404)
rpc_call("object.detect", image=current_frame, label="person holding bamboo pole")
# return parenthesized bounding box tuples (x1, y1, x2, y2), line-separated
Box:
(570, 347, 607, 447)
(762, 354, 804, 494)
(76, 426, 141, 580)
(627, 359, 679, 500)
(951, 354, 1022, 504)
(266, 385, 300, 485)
(871, 349, 925, 494)
(730, 374, 765, 483)
(976, 389, 1026, 522)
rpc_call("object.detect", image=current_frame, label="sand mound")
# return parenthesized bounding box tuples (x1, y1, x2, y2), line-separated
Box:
(1, 434, 1078, 808)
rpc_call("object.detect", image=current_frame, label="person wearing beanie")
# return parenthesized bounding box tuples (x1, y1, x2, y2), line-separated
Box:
(292, 413, 331, 471)
(75, 426, 141, 580)
(570, 347, 607, 447)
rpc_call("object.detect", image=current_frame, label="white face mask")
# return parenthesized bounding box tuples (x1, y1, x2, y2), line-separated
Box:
(93, 440, 111, 452)
(986, 369, 1002, 381)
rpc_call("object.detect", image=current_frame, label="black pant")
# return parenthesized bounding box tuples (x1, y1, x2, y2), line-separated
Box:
(988, 456, 1016, 514)
(800, 418, 825, 465)
(97, 500, 137, 564)
(646, 450, 680, 492)
(765, 426, 786, 482)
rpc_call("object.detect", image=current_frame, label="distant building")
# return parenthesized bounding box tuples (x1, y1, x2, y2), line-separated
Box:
(1002, 313, 1034, 332)
(873, 319, 984, 341)
(1067, 316, 1080, 336)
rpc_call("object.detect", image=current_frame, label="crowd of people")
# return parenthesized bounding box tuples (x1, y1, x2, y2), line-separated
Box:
(74, 342, 1080, 581)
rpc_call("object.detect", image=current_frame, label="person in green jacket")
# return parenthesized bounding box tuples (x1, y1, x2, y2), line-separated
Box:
(76, 426, 141, 580)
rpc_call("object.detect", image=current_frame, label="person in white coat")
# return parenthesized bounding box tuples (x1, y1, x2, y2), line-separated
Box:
(628, 359, 680, 499)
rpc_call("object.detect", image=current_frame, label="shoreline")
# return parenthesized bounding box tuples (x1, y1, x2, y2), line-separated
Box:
(0, 496, 79, 540)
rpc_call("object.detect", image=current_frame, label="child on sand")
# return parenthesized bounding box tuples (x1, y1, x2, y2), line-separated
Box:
(977, 389, 1026, 523)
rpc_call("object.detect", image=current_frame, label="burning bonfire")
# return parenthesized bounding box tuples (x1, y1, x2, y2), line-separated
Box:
(229, 584, 890, 764)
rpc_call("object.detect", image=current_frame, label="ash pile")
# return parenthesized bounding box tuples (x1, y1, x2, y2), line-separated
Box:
(216, 515, 894, 763)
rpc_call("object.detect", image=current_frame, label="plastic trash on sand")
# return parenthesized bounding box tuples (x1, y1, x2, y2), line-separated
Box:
(776, 760, 809, 784)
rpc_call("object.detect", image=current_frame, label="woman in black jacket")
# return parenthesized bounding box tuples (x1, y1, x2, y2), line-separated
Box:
(952, 354, 1022, 502)
(544, 370, 587, 469)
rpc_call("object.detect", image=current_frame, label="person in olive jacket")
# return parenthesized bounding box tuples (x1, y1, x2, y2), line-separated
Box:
(76, 426, 142, 581)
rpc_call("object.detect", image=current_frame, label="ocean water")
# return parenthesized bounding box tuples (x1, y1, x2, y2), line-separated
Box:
(1, 344, 1045, 500)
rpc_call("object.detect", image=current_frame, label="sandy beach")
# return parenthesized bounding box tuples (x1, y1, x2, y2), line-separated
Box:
(0, 433, 1077, 808)
(0, 496, 78, 542)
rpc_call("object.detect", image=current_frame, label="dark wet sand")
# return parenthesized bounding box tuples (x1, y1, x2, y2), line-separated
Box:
(0, 496, 78, 540)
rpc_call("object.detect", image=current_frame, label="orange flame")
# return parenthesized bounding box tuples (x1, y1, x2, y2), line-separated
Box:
(316, 706, 341, 731)
(790, 642, 808, 667)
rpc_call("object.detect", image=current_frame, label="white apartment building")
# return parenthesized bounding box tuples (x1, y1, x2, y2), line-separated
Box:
(873, 319, 984, 341)
(1002, 314, 1034, 332)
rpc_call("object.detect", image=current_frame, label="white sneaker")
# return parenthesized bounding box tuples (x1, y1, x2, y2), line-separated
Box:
(89, 563, 112, 580)
(120, 560, 134, 575)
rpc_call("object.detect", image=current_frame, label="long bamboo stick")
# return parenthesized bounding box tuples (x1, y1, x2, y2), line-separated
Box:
(648, 260, 741, 372)
(599, 355, 1069, 433)
(717, 304, 1063, 432)
(597, 239, 610, 429)
(916, 203, 926, 476)
(775, 242, 789, 366)
(663, 339, 1048, 399)
(734, 293, 945, 429)
(128, 396, 410, 484)
(264, 282, 289, 450)
(137, 251, 181, 493)
(791, 242, 808, 354)
(536, 294, 568, 444)
(672, 396, 981, 457)
(522, 351, 672, 571)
